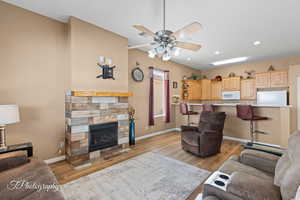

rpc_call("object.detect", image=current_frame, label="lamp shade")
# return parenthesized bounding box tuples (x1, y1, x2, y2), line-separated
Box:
(0, 105, 20, 125)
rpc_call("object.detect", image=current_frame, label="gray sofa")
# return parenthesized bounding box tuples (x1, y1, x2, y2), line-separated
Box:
(0, 151, 65, 200)
(203, 130, 300, 200)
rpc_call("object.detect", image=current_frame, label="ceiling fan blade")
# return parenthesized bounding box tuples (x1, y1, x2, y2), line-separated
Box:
(133, 25, 157, 38)
(128, 43, 153, 49)
(172, 22, 203, 38)
(175, 41, 202, 51)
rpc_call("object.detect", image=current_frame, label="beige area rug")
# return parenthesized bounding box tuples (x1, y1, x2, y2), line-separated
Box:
(62, 152, 211, 200)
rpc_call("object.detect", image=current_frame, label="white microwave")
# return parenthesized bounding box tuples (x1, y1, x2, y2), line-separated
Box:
(222, 91, 241, 100)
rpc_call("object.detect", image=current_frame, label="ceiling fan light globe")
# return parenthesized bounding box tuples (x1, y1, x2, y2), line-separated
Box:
(148, 50, 156, 58)
(156, 46, 165, 54)
(162, 52, 171, 61)
(173, 47, 181, 56)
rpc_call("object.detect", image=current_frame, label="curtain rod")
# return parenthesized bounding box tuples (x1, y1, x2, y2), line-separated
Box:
(149, 66, 169, 72)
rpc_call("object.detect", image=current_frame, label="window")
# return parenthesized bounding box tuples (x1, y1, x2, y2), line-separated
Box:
(153, 70, 165, 117)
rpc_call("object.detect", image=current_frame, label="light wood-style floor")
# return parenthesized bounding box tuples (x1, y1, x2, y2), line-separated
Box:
(50, 131, 243, 200)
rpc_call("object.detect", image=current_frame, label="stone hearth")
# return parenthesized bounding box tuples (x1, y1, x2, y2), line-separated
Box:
(65, 91, 132, 167)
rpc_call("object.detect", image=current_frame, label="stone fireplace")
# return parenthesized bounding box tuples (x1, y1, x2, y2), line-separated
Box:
(65, 91, 132, 167)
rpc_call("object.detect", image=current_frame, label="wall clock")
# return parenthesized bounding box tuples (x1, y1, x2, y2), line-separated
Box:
(132, 67, 144, 82)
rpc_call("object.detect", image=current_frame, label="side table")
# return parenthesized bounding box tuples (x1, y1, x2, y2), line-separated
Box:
(0, 142, 33, 157)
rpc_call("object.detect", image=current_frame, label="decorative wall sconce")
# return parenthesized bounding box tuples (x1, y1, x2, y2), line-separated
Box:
(96, 56, 116, 80)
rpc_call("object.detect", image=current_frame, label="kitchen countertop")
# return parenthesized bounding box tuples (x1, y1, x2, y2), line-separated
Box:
(172, 103, 291, 108)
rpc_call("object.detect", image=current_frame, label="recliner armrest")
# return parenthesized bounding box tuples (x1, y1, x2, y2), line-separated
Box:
(181, 125, 199, 132)
(227, 172, 281, 200)
(240, 149, 280, 174)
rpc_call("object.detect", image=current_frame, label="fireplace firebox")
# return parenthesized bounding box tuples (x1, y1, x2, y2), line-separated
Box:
(89, 122, 118, 152)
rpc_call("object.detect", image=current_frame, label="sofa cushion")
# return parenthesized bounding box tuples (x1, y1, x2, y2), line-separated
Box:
(219, 159, 273, 181)
(0, 159, 64, 200)
(274, 153, 291, 186)
(240, 149, 280, 174)
(279, 164, 300, 200)
(227, 172, 281, 200)
(275, 131, 300, 200)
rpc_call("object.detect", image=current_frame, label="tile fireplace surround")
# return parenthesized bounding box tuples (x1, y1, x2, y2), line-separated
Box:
(65, 91, 133, 167)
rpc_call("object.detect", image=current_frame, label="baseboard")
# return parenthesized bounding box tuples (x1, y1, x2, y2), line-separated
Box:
(223, 136, 282, 148)
(44, 155, 66, 164)
(118, 137, 129, 144)
(45, 130, 282, 165)
(44, 128, 180, 165)
(136, 128, 179, 141)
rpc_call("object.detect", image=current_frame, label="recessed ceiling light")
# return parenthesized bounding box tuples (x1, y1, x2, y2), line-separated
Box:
(212, 57, 248, 66)
(214, 51, 221, 55)
(253, 41, 262, 46)
(187, 57, 192, 61)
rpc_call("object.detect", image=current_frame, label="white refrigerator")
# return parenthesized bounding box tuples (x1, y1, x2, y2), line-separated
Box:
(257, 90, 288, 106)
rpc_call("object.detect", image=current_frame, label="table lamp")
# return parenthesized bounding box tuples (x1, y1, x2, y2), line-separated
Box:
(0, 105, 20, 149)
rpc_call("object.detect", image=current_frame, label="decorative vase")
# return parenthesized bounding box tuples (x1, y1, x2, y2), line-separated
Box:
(129, 119, 135, 145)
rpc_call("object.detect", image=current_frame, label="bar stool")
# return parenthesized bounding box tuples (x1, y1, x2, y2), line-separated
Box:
(180, 103, 198, 126)
(236, 105, 268, 146)
(203, 104, 215, 112)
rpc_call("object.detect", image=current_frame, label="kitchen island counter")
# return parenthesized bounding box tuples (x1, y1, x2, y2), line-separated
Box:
(185, 103, 291, 108)
(173, 103, 291, 148)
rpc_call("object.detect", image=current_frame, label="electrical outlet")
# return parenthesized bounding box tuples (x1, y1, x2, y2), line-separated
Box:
(58, 141, 64, 148)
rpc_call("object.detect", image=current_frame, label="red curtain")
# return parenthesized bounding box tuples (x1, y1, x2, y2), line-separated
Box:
(164, 70, 170, 123)
(148, 67, 155, 126)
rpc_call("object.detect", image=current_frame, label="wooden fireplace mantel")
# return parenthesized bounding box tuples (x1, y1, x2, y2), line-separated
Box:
(71, 90, 133, 97)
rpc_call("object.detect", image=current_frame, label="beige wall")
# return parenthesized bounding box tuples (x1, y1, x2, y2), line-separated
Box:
(0, 2, 68, 159)
(0, 3, 130, 160)
(69, 17, 129, 92)
(128, 49, 201, 137)
(202, 56, 300, 79)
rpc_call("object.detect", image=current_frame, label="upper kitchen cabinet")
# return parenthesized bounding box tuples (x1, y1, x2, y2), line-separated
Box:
(222, 77, 241, 91)
(201, 79, 211, 100)
(182, 80, 202, 100)
(270, 70, 288, 88)
(256, 70, 288, 88)
(256, 72, 271, 88)
(211, 81, 222, 100)
(241, 79, 256, 100)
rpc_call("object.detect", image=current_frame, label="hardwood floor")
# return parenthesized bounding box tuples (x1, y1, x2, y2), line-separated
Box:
(50, 131, 243, 199)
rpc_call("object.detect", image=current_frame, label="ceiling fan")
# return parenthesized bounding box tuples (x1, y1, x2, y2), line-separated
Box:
(128, 0, 202, 61)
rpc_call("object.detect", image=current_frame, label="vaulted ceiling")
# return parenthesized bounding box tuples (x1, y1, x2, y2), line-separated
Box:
(4, 0, 300, 69)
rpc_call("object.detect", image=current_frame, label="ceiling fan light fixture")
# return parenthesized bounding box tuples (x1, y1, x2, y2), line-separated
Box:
(131, 0, 202, 61)
(148, 50, 156, 58)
